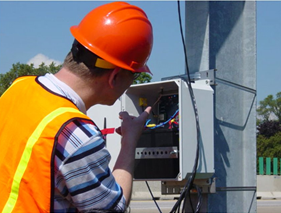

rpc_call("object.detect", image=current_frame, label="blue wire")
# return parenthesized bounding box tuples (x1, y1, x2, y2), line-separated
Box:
(145, 119, 151, 127)
(146, 109, 179, 129)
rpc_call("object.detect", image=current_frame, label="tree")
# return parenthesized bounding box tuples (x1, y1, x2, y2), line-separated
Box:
(257, 92, 281, 124)
(256, 93, 281, 172)
(0, 62, 61, 96)
(257, 132, 281, 159)
(0, 62, 151, 96)
(133, 72, 152, 85)
(257, 120, 281, 138)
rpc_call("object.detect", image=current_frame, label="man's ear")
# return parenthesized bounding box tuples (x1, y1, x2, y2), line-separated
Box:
(108, 68, 120, 88)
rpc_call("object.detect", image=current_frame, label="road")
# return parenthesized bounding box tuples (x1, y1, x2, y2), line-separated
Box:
(257, 200, 281, 213)
(129, 199, 281, 213)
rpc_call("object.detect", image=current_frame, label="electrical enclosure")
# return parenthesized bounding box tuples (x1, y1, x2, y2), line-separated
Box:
(121, 79, 214, 181)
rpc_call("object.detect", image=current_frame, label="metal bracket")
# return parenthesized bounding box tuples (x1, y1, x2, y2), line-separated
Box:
(135, 146, 179, 159)
(161, 69, 217, 86)
(161, 177, 216, 195)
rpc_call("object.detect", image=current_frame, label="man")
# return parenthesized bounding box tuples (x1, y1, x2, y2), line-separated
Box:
(0, 2, 153, 212)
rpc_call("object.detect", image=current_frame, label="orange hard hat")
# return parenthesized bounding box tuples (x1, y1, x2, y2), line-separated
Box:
(70, 1, 153, 74)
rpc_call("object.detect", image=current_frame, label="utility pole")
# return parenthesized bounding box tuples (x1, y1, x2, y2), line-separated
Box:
(185, 1, 257, 212)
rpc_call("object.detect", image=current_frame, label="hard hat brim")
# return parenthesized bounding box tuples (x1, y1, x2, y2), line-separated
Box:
(136, 64, 152, 75)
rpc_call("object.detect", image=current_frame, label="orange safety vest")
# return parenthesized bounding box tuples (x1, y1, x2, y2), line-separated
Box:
(0, 76, 93, 213)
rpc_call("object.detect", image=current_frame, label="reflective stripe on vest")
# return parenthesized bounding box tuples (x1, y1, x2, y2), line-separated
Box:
(2, 107, 84, 213)
(0, 76, 93, 212)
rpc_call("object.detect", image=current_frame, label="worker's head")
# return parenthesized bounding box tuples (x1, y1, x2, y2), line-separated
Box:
(64, 1, 153, 81)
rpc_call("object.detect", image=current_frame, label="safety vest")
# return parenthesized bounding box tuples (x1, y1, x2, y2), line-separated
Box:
(0, 76, 93, 213)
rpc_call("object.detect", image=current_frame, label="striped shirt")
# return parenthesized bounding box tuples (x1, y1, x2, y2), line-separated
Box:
(38, 74, 126, 212)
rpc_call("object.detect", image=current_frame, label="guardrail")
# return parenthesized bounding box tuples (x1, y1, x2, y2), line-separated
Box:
(258, 157, 281, 175)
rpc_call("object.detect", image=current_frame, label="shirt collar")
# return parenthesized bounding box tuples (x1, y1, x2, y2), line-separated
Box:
(39, 73, 87, 114)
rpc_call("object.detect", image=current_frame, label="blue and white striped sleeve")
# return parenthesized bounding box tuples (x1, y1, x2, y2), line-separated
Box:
(54, 118, 126, 212)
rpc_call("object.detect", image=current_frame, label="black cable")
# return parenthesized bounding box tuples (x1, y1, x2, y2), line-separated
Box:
(170, 1, 202, 212)
(145, 181, 162, 213)
(176, 0, 191, 83)
(194, 185, 202, 213)
(141, 107, 162, 213)
(188, 190, 195, 213)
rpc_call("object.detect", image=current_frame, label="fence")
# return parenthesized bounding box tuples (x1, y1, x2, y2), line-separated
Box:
(258, 157, 281, 175)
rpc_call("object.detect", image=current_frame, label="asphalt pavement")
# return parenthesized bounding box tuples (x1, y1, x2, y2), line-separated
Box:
(129, 199, 281, 213)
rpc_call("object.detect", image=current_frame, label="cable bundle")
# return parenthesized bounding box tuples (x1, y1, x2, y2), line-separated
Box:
(145, 1, 203, 212)
(170, 1, 202, 212)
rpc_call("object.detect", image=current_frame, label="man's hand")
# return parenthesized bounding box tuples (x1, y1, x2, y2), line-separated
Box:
(112, 106, 151, 206)
(115, 106, 151, 146)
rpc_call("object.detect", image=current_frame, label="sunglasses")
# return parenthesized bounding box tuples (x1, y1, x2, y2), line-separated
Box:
(132, 72, 141, 80)
(119, 68, 141, 80)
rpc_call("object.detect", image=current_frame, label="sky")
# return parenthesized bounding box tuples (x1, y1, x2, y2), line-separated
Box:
(0, 0, 280, 103)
